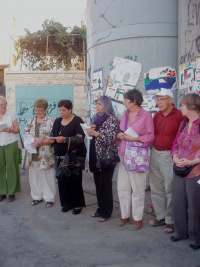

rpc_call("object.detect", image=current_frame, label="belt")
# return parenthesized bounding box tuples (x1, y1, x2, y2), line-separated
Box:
(154, 148, 170, 151)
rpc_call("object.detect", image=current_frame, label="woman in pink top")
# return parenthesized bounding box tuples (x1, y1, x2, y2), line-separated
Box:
(170, 93, 200, 251)
(117, 89, 154, 230)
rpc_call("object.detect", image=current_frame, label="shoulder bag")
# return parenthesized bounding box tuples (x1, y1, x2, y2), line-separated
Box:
(55, 137, 84, 182)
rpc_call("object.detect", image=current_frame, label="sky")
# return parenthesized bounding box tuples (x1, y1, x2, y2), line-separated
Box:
(7, 0, 87, 35)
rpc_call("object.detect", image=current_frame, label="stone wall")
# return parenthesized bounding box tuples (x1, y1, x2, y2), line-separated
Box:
(4, 71, 87, 121)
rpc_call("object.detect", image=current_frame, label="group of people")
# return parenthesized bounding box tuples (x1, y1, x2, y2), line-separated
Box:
(0, 88, 199, 251)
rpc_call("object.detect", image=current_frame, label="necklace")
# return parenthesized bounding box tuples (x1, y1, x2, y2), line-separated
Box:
(59, 124, 67, 135)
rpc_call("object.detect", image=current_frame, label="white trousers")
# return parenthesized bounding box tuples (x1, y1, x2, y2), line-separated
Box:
(117, 160, 147, 221)
(29, 161, 56, 202)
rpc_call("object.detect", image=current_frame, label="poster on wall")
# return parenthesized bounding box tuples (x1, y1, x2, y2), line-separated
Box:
(105, 57, 142, 118)
(179, 62, 196, 89)
(141, 95, 158, 113)
(196, 56, 200, 83)
(91, 69, 103, 91)
(144, 66, 177, 94)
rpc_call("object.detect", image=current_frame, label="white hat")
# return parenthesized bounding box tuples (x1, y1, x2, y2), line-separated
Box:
(156, 88, 173, 98)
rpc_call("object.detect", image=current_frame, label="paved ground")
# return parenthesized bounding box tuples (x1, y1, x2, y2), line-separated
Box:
(0, 168, 200, 267)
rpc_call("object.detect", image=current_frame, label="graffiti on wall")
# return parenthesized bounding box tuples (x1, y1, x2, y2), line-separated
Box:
(180, 0, 200, 64)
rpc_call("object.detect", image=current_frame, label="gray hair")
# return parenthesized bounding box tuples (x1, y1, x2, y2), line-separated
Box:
(34, 98, 48, 110)
(97, 95, 116, 117)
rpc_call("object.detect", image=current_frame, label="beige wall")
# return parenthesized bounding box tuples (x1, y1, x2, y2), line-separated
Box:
(4, 71, 87, 121)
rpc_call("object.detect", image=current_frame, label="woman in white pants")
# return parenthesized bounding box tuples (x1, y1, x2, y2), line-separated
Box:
(24, 98, 56, 208)
(117, 89, 154, 230)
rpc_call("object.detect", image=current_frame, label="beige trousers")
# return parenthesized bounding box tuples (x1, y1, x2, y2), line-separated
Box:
(149, 147, 173, 224)
(29, 161, 56, 202)
(117, 160, 147, 221)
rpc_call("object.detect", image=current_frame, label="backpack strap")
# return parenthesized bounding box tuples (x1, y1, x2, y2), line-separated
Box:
(180, 119, 200, 133)
(180, 119, 188, 133)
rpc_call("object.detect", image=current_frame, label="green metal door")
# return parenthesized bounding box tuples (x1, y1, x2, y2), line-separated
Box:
(16, 86, 73, 133)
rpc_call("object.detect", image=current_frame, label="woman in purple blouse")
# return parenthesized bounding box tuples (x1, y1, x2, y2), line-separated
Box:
(171, 93, 200, 251)
(117, 89, 154, 230)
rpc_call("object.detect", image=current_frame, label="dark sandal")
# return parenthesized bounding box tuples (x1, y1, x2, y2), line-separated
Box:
(45, 202, 53, 208)
(164, 224, 174, 233)
(149, 218, 166, 227)
(98, 217, 108, 222)
(31, 199, 43, 206)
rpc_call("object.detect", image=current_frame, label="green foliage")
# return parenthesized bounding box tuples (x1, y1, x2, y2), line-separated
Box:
(15, 19, 86, 70)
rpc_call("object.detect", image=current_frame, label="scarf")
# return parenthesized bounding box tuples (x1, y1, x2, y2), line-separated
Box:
(93, 113, 109, 126)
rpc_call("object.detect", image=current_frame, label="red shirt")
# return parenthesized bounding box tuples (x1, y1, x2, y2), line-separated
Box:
(153, 106, 185, 150)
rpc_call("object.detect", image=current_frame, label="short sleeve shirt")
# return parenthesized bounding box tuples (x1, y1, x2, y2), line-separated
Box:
(0, 110, 18, 146)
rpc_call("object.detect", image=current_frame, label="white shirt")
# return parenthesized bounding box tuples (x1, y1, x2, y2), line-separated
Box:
(0, 110, 18, 146)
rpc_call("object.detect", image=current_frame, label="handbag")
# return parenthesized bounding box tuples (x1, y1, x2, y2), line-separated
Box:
(18, 132, 30, 170)
(124, 141, 150, 172)
(96, 149, 117, 169)
(173, 164, 197, 177)
(56, 138, 84, 182)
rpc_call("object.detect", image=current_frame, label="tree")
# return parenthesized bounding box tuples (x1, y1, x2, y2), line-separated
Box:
(15, 19, 86, 71)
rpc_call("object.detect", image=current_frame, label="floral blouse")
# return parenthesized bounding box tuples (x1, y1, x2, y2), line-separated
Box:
(24, 115, 55, 170)
(171, 118, 200, 178)
(95, 116, 119, 159)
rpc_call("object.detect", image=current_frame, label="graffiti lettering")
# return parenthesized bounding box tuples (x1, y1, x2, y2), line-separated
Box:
(180, 0, 200, 64)
(47, 102, 56, 114)
(19, 117, 27, 125)
(18, 101, 29, 116)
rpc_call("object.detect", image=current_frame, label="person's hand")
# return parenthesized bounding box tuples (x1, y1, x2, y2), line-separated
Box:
(56, 136, 65, 143)
(90, 124, 96, 129)
(48, 138, 55, 144)
(117, 132, 125, 140)
(31, 141, 40, 148)
(175, 158, 192, 167)
(2, 127, 11, 133)
(86, 128, 99, 137)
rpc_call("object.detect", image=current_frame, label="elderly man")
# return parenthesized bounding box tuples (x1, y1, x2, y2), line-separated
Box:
(149, 88, 185, 233)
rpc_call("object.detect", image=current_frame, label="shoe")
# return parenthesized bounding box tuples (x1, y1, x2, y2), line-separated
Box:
(91, 212, 100, 218)
(149, 218, 166, 227)
(7, 195, 15, 202)
(0, 195, 6, 202)
(98, 217, 108, 222)
(61, 207, 70, 213)
(45, 202, 53, 208)
(189, 244, 200, 251)
(134, 220, 142, 230)
(31, 199, 43, 206)
(118, 217, 130, 227)
(170, 236, 181, 242)
(164, 224, 175, 234)
(72, 207, 82, 215)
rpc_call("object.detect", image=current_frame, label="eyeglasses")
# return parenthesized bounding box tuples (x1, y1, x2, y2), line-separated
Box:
(156, 97, 170, 103)
(34, 108, 45, 113)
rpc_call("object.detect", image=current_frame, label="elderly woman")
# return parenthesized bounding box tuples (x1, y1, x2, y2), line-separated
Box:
(51, 100, 86, 215)
(170, 93, 200, 251)
(24, 98, 56, 208)
(117, 89, 154, 230)
(0, 95, 20, 202)
(86, 96, 119, 222)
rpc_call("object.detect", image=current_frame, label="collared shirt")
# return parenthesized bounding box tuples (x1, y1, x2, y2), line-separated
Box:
(119, 107, 154, 156)
(153, 106, 185, 150)
(0, 109, 18, 146)
(171, 118, 200, 178)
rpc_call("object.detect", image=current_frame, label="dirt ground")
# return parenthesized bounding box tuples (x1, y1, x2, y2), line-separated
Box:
(0, 168, 199, 267)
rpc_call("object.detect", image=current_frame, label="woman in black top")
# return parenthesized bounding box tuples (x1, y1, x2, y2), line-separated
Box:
(50, 100, 86, 215)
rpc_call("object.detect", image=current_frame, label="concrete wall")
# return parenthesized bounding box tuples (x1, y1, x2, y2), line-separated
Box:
(178, 0, 200, 65)
(4, 71, 87, 121)
(87, 0, 178, 93)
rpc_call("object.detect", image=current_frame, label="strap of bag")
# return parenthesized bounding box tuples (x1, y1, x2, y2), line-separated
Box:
(19, 132, 24, 149)
(125, 112, 128, 130)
